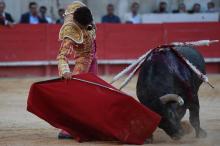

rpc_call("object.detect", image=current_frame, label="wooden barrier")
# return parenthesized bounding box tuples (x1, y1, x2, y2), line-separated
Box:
(0, 23, 220, 77)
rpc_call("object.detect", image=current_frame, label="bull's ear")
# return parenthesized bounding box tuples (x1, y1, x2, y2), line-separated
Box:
(159, 94, 184, 106)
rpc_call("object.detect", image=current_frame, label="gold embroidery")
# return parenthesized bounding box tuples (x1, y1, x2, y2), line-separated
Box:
(59, 23, 83, 44)
(57, 38, 73, 76)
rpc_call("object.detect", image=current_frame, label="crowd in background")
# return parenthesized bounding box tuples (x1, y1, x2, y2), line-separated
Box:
(102, 1, 219, 24)
(0, 1, 219, 26)
(0, 1, 65, 26)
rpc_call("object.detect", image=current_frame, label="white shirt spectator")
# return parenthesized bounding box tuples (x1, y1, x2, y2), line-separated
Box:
(30, 15, 39, 24)
(124, 13, 142, 24)
(46, 16, 52, 23)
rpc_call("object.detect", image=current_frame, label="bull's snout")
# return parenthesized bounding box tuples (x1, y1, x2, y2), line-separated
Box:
(171, 128, 184, 140)
(171, 134, 182, 140)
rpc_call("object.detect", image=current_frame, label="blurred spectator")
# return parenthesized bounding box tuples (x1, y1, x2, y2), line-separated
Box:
(101, 4, 121, 23)
(154, 1, 168, 13)
(124, 2, 142, 24)
(173, 3, 186, 13)
(206, 2, 217, 13)
(188, 3, 201, 13)
(20, 2, 47, 24)
(0, 1, 14, 26)
(56, 8, 65, 24)
(39, 6, 52, 23)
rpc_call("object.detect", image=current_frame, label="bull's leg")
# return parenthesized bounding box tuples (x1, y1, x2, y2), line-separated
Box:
(188, 98, 207, 138)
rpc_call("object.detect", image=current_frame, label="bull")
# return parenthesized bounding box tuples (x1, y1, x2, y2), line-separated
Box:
(136, 46, 207, 140)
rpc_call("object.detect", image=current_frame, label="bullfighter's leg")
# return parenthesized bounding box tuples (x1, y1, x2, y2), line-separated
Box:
(188, 96, 207, 138)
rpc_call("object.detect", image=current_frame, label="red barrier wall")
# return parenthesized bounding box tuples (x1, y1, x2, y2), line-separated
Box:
(0, 23, 220, 77)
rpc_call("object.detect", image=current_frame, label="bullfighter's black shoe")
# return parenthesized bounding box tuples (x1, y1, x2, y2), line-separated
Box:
(58, 130, 73, 139)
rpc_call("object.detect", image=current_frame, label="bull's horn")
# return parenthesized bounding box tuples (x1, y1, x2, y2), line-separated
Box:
(159, 94, 184, 106)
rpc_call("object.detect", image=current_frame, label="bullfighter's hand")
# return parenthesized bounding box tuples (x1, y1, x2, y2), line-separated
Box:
(63, 72, 72, 80)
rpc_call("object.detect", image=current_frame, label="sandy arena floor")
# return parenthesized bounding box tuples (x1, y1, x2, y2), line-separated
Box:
(0, 75, 220, 146)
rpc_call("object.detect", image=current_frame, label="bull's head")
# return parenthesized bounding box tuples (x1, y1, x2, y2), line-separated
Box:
(157, 94, 185, 140)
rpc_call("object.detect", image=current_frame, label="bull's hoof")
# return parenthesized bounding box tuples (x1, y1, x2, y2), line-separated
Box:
(196, 128, 207, 138)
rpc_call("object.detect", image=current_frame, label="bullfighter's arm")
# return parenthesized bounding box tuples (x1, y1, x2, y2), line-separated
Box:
(57, 38, 74, 77)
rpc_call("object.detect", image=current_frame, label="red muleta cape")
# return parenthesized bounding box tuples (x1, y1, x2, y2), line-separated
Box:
(27, 73, 161, 144)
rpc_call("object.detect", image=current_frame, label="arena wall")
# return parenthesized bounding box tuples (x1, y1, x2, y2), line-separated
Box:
(0, 23, 220, 77)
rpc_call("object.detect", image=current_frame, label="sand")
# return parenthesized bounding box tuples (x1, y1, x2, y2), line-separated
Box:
(0, 75, 220, 146)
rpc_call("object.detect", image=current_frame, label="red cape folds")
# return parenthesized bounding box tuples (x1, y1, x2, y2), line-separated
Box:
(27, 73, 161, 144)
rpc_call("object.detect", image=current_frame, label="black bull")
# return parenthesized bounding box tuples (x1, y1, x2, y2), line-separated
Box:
(136, 46, 207, 140)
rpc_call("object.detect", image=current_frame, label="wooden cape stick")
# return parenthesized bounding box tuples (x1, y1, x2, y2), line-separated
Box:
(71, 77, 131, 96)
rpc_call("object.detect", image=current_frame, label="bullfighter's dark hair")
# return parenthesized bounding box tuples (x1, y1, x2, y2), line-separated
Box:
(73, 6, 93, 27)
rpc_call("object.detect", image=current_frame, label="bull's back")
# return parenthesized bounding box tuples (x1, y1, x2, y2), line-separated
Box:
(136, 46, 205, 106)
